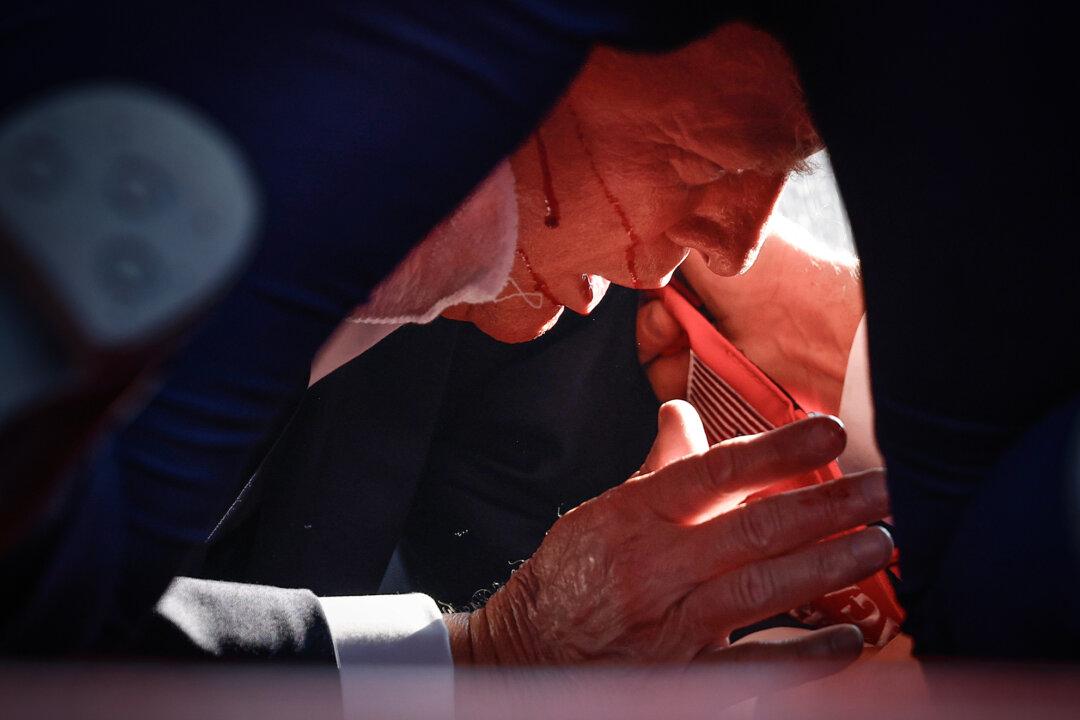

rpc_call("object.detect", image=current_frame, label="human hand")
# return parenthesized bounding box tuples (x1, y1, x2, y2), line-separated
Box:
(450, 406, 891, 668)
(636, 296, 690, 403)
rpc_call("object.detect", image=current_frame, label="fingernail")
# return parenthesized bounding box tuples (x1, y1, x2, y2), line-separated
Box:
(852, 526, 892, 565)
(811, 415, 845, 449)
(821, 414, 845, 431)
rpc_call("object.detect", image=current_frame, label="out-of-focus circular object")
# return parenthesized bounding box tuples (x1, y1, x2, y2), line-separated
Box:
(94, 234, 163, 306)
(103, 154, 177, 220)
(0, 83, 260, 349)
(0, 83, 260, 429)
(7, 133, 71, 201)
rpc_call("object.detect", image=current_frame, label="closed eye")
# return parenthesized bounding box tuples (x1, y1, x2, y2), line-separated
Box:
(654, 141, 728, 186)
(669, 153, 726, 186)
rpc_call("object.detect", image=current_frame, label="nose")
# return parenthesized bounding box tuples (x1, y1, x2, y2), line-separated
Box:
(667, 171, 788, 276)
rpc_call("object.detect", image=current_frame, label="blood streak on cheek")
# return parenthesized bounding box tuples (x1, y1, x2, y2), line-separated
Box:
(516, 247, 560, 306)
(534, 130, 560, 229)
(537, 129, 596, 308)
(569, 107, 642, 288)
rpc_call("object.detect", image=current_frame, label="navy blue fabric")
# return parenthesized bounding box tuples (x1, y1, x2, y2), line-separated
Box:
(201, 286, 659, 603)
(400, 287, 659, 608)
(200, 316, 464, 596)
(930, 397, 1080, 659)
(771, 4, 1080, 656)
(0, 1, 728, 653)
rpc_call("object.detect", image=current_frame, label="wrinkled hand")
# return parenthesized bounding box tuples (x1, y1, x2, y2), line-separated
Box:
(451, 404, 892, 668)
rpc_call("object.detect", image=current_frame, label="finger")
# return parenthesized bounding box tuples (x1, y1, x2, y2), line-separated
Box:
(674, 469, 889, 580)
(645, 349, 690, 402)
(680, 526, 893, 640)
(628, 414, 846, 523)
(636, 298, 686, 364)
(694, 625, 864, 701)
(639, 400, 709, 475)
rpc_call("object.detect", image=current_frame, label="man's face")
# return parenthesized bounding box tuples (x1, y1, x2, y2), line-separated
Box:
(444, 23, 819, 342)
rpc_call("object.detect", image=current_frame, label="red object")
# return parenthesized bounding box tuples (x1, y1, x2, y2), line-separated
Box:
(655, 282, 904, 646)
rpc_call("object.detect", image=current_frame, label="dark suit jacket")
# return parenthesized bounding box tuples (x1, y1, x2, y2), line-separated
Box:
(194, 285, 809, 645)
(142, 577, 336, 664)
(200, 285, 660, 608)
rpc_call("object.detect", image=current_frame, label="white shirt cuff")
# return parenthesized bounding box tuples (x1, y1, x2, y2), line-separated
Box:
(318, 593, 453, 718)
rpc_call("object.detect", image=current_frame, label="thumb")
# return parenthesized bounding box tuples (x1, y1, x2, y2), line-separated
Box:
(639, 400, 709, 475)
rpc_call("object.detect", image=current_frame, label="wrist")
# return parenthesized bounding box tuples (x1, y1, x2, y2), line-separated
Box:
(445, 572, 545, 665)
(445, 612, 474, 665)
(479, 567, 548, 665)
(444, 607, 514, 665)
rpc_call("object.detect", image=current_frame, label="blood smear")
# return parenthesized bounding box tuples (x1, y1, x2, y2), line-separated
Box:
(569, 109, 642, 287)
(516, 247, 559, 306)
(534, 130, 560, 229)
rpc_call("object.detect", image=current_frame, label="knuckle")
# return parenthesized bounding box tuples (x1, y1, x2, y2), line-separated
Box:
(733, 563, 775, 610)
(597, 485, 645, 524)
(735, 502, 781, 555)
(820, 483, 853, 530)
(704, 445, 739, 489)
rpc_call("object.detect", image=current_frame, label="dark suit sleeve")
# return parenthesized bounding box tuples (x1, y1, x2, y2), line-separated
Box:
(768, 4, 1080, 657)
(201, 319, 463, 597)
(139, 577, 337, 665)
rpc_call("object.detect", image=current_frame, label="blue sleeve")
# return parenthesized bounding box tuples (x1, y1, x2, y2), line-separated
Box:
(774, 4, 1080, 656)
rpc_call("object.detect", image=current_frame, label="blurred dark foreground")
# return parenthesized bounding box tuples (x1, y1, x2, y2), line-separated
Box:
(3, 659, 1079, 720)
